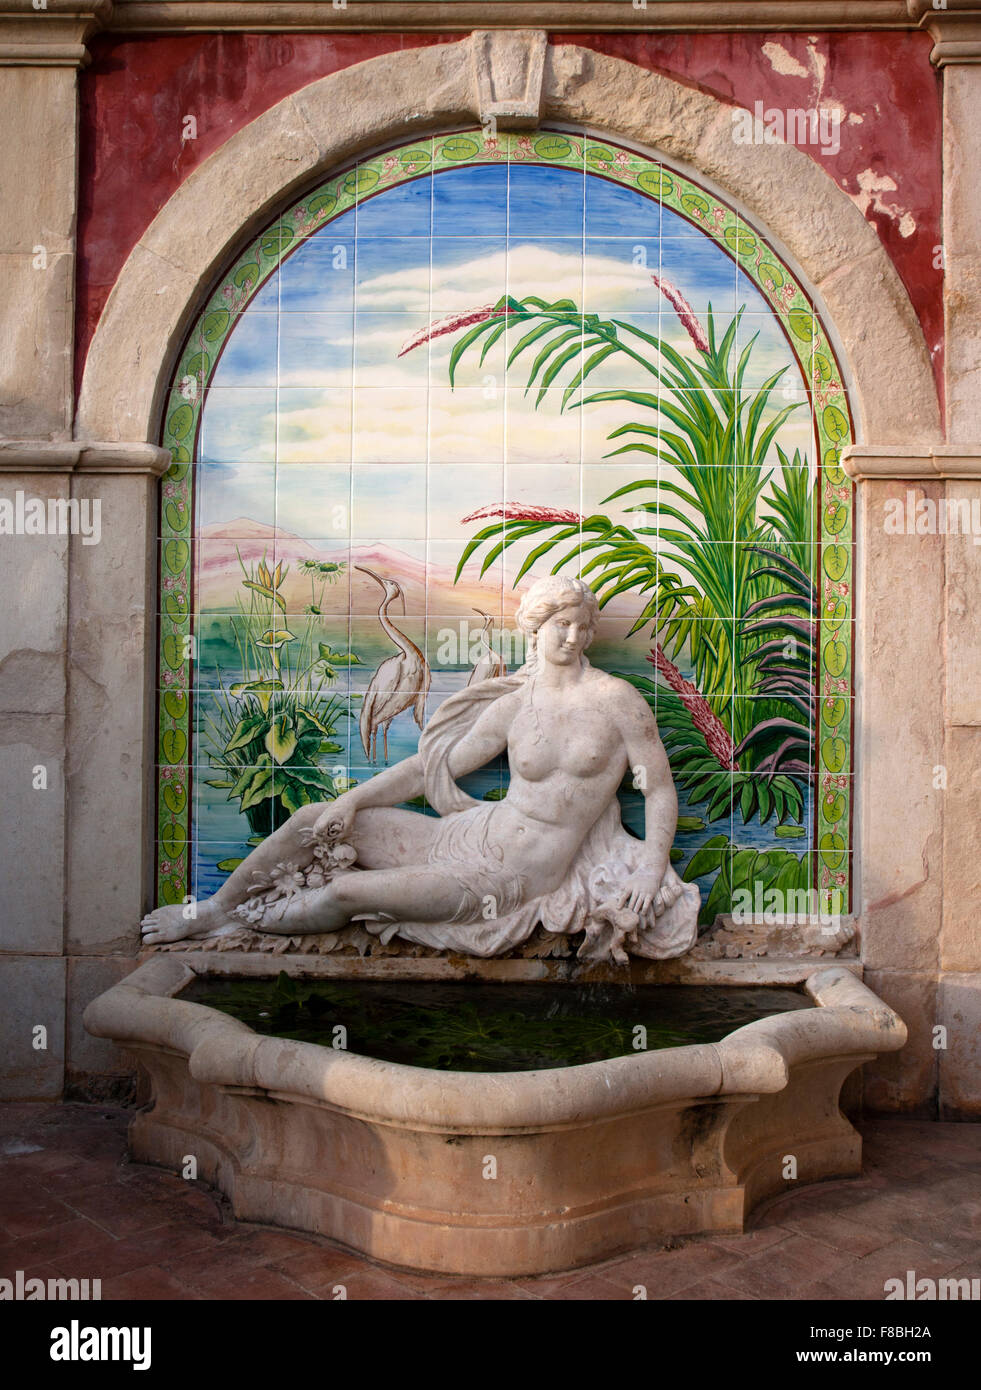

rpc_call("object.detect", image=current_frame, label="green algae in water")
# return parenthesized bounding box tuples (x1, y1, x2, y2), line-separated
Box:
(183, 975, 811, 1073)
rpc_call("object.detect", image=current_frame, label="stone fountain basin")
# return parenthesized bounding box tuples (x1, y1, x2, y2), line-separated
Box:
(84, 959, 906, 1278)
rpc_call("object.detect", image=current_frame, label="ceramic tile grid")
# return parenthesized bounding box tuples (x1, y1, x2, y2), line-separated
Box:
(156, 129, 855, 924)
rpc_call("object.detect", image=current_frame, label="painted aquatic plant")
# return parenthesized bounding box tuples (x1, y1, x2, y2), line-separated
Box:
(202, 553, 361, 848)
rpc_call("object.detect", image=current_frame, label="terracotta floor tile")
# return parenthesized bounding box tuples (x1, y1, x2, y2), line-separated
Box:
(754, 1179, 880, 1227)
(186, 1265, 317, 1300)
(427, 1279, 537, 1300)
(711, 1225, 793, 1254)
(0, 1217, 118, 1269)
(364, 1263, 473, 1293)
(776, 1209, 893, 1257)
(547, 1273, 633, 1300)
(57, 1185, 177, 1240)
(31, 1159, 131, 1197)
(840, 1193, 981, 1260)
(609, 1240, 742, 1298)
(336, 1270, 426, 1300)
(267, 1247, 368, 1294)
(222, 1226, 324, 1264)
(0, 1190, 80, 1240)
(101, 1263, 195, 1301)
(511, 1266, 613, 1297)
(714, 1233, 854, 1298)
(795, 1237, 955, 1301)
(667, 1277, 760, 1300)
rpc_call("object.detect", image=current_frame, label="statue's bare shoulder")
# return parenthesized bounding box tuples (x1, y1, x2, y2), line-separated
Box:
(585, 666, 662, 741)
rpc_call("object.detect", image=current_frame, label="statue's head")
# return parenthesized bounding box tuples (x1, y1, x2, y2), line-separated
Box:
(516, 575, 599, 668)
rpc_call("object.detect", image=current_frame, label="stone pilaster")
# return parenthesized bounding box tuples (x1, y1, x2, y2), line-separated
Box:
(0, 442, 168, 1098)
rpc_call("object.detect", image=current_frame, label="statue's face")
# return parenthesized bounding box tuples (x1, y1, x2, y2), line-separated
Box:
(536, 602, 594, 666)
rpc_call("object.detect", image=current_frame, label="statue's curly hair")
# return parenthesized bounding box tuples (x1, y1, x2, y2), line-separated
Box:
(515, 575, 599, 674)
(515, 574, 599, 637)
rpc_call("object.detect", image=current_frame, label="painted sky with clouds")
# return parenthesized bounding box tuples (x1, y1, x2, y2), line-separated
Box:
(198, 162, 815, 544)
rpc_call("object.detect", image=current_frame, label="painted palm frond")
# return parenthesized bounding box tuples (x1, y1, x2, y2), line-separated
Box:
(410, 273, 818, 820)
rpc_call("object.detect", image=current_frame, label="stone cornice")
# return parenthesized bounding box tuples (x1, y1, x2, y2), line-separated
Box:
(106, 1, 914, 35)
(0, 0, 111, 66)
(842, 444, 981, 480)
(0, 441, 172, 474)
(908, 0, 981, 64)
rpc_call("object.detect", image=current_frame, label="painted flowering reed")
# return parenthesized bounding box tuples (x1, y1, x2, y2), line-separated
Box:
(461, 503, 584, 526)
(399, 304, 516, 358)
(650, 274, 710, 354)
(649, 644, 738, 772)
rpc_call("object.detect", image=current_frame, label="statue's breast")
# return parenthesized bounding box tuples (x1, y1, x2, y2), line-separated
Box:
(508, 705, 622, 781)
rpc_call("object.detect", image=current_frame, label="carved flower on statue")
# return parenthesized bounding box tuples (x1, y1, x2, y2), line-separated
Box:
(305, 867, 327, 890)
(324, 843, 357, 872)
(235, 897, 268, 926)
(269, 862, 305, 896)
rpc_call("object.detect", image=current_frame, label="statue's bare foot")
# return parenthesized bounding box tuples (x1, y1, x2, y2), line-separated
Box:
(140, 903, 230, 945)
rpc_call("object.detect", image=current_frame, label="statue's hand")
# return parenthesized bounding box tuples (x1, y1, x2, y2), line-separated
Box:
(617, 869, 662, 917)
(313, 793, 358, 844)
(617, 867, 683, 917)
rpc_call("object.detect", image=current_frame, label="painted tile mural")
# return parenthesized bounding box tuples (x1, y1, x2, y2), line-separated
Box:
(156, 129, 855, 927)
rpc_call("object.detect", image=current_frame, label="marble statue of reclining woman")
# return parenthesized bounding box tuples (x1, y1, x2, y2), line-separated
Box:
(141, 575, 700, 963)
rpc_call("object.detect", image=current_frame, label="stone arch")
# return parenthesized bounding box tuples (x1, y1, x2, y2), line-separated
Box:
(76, 36, 941, 449)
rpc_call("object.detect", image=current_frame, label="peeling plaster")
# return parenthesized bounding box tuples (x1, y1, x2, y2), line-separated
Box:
(760, 41, 808, 79)
(853, 167, 917, 238)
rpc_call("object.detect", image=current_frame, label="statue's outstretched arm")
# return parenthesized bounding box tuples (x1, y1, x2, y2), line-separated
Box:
(340, 753, 426, 813)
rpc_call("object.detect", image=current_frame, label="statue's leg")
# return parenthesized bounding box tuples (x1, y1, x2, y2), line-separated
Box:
(349, 807, 441, 868)
(264, 863, 469, 935)
(140, 800, 325, 944)
(140, 805, 441, 945)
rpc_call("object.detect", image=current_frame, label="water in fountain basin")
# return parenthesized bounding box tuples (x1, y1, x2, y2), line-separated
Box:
(183, 977, 812, 1073)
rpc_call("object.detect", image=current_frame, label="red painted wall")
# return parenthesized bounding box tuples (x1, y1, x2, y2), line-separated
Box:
(75, 29, 943, 410)
(574, 31, 943, 399)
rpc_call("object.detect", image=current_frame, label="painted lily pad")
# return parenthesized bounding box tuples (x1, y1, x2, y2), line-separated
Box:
(821, 736, 847, 774)
(820, 831, 846, 870)
(162, 633, 185, 672)
(163, 539, 188, 575)
(535, 134, 572, 160)
(160, 876, 184, 905)
(823, 638, 848, 677)
(167, 403, 193, 441)
(161, 728, 187, 765)
(161, 822, 187, 860)
(823, 544, 849, 581)
(201, 308, 230, 342)
(823, 696, 847, 728)
(163, 690, 187, 721)
(637, 169, 672, 197)
(440, 136, 478, 162)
